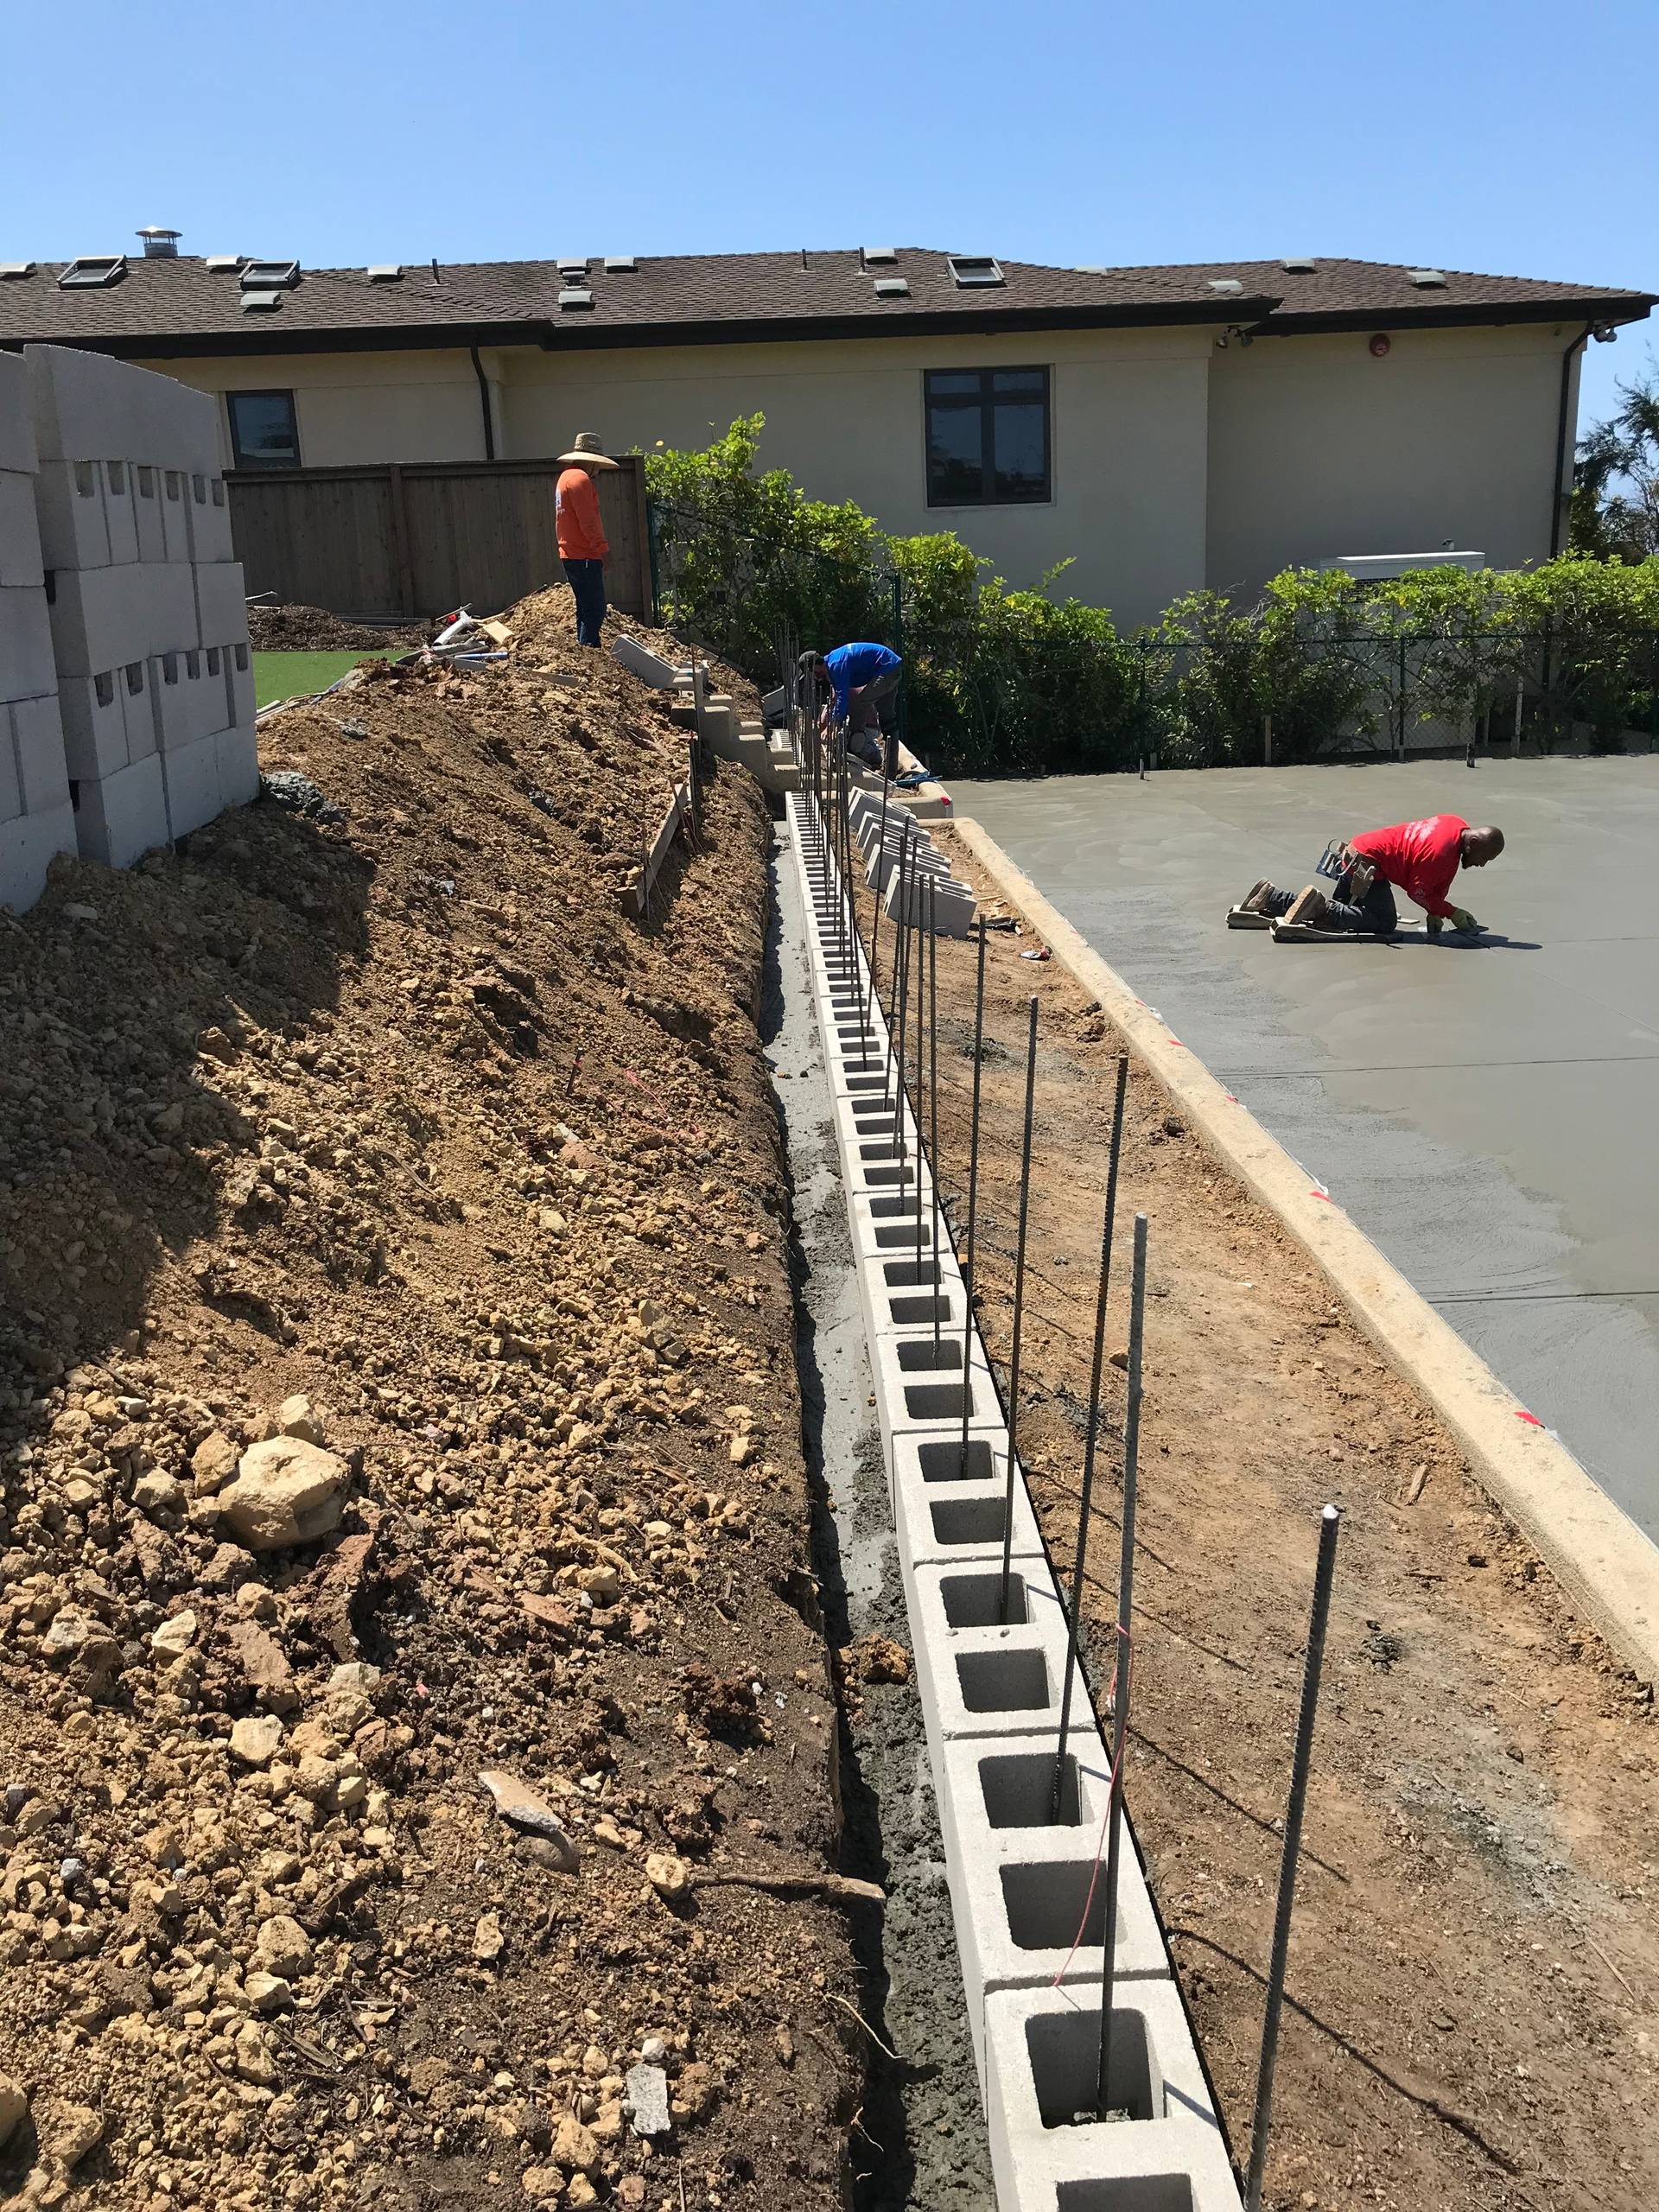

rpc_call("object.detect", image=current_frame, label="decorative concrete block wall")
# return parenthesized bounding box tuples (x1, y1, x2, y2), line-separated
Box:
(0, 345, 259, 910)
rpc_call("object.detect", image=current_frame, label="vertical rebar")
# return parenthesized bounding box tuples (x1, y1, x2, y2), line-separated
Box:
(998, 995, 1040, 1624)
(913, 870, 927, 1290)
(890, 827, 912, 1167)
(958, 921, 988, 1476)
(1052, 1054, 1128, 1818)
(863, 763, 892, 1049)
(927, 874, 943, 1359)
(1244, 1503, 1342, 2212)
(1097, 1211, 1148, 2119)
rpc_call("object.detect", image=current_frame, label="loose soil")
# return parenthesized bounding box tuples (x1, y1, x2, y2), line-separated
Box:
(0, 589, 862, 2209)
(870, 829, 1659, 2212)
(246, 605, 429, 652)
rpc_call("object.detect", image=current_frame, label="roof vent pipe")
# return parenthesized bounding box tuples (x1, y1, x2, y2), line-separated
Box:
(137, 227, 181, 258)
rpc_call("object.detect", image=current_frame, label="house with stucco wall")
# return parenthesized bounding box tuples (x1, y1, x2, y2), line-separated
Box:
(1, 241, 1650, 628)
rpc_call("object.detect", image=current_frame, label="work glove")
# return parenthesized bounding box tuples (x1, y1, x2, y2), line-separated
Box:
(1448, 906, 1481, 933)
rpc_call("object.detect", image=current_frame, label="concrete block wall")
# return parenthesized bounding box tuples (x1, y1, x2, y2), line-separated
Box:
(11, 345, 258, 895)
(0, 351, 78, 914)
(785, 791, 1243, 2212)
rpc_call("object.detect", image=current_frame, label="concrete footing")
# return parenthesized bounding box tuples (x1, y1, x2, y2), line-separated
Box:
(782, 790, 1240, 2212)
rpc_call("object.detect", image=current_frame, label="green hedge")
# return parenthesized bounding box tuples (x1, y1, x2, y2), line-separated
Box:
(646, 417, 1659, 775)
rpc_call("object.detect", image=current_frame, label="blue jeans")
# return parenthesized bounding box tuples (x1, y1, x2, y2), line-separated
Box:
(566, 558, 607, 646)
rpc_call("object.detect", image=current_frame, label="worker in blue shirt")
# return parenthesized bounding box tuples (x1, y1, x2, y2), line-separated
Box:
(798, 642, 902, 771)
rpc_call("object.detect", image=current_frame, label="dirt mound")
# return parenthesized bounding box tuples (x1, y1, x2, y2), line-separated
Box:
(508, 588, 762, 711)
(247, 602, 428, 652)
(0, 632, 856, 2206)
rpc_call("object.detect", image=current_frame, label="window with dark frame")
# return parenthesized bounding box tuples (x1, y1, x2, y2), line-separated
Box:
(925, 365, 1051, 506)
(226, 390, 300, 469)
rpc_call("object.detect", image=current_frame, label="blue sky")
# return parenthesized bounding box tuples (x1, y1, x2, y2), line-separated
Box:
(5, 0, 1656, 438)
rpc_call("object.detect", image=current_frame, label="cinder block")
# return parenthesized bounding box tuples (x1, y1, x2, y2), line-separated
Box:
(185, 474, 234, 563)
(1, 583, 57, 699)
(215, 721, 260, 809)
(73, 751, 169, 868)
(936, 1735, 1169, 2091)
(131, 464, 166, 563)
(146, 652, 194, 750)
(0, 714, 19, 821)
(0, 468, 45, 586)
(909, 1559, 1088, 1758)
(159, 469, 193, 563)
(612, 634, 684, 688)
(161, 728, 223, 841)
(868, 1325, 1001, 1462)
(192, 561, 248, 648)
(24, 345, 219, 474)
(984, 1983, 1240, 2212)
(180, 649, 223, 744)
(885, 867, 975, 936)
(32, 458, 110, 572)
(11, 693, 70, 812)
(48, 563, 197, 675)
(54, 672, 128, 781)
(0, 353, 38, 475)
(0, 799, 76, 912)
(120, 660, 156, 760)
(224, 639, 255, 727)
(890, 1435, 1046, 1583)
(102, 461, 139, 564)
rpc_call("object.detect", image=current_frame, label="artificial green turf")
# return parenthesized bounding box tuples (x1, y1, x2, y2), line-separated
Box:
(252, 648, 400, 709)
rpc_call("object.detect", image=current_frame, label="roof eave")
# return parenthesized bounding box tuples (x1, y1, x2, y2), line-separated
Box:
(1251, 296, 1658, 338)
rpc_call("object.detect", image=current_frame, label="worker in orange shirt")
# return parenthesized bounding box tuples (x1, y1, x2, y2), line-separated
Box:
(555, 431, 618, 646)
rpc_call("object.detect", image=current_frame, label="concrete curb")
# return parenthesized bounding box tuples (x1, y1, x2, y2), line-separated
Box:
(950, 815, 1659, 1684)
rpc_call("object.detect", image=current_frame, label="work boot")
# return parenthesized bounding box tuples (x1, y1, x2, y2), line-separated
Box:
(1282, 884, 1332, 929)
(1238, 880, 1279, 915)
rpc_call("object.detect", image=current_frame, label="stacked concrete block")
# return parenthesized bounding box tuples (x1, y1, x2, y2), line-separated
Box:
(0, 353, 77, 913)
(785, 788, 1243, 2212)
(22, 344, 257, 864)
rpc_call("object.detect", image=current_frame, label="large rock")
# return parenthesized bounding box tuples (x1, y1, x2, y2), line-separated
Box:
(0, 2074, 26, 2148)
(218, 1436, 350, 1552)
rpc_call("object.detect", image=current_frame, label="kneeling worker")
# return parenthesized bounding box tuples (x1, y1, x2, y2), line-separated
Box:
(798, 642, 902, 771)
(1238, 814, 1505, 936)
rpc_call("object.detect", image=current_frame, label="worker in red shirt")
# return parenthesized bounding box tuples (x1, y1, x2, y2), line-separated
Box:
(555, 431, 617, 646)
(1237, 815, 1505, 936)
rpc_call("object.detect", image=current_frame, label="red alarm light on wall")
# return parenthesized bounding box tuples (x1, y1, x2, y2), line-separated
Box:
(1369, 333, 1391, 358)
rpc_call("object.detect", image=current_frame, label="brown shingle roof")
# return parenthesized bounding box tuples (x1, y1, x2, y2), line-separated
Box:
(0, 247, 1649, 356)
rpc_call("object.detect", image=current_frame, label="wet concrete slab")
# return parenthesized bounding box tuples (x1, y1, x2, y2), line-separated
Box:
(950, 756, 1659, 1539)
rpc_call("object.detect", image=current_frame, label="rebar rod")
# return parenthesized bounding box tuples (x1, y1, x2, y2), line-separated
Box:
(1052, 1054, 1128, 1819)
(1244, 1503, 1342, 2212)
(927, 874, 943, 1360)
(998, 995, 1040, 1624)
(864, 765, 892, 1047)
(1097, 1211, 1148, 2119)
(890, 826, 912, 1167)
(958, 920, 988, 1477)
(913, 868, 926, 1291)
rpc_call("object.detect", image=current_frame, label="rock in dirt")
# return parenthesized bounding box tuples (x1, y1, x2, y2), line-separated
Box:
(230, 1713, 286, 1767)
(645, 1851, 691, 1903)
(42, 2099, 103, 2167)
(253, 1914, 314, 1980)
(218, 1435, 350, 1550)
(474, 1911, 505, 1965)
(478, 1770, 580, 1870)
(624, 2062, 671, 2137)
(0, 2074, 26, 2148)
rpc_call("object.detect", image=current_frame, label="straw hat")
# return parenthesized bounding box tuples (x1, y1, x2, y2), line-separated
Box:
(556, 430, 619, 469)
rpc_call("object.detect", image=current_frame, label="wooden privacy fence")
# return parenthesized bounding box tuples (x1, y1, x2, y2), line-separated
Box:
(226, 455, 651, 622)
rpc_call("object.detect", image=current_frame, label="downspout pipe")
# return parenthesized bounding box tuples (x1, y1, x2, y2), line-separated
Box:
(1549, 325, 1591, 556)
(469, 344, 497, 461)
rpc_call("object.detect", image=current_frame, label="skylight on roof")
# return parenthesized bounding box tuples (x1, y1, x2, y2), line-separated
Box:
(366, 264, 404, 283)
(948, 256, 1004, 289)
(57, 255, 127, 290)
(1206, 276, 1244, 295)
(874, 276, 910, 299)
(241, 290, 285, 313)
(1281, 257, 1317, 274)
(0, 262, 36, 280)
(204, 254, 243, 274)
(1407, 268, 1446, 289)
(558, 287, 594, 311)
(604, 256, 637, 273)
(240, 259, 300, 290)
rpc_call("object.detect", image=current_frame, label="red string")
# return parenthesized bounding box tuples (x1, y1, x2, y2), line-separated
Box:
(1051, 1629, 1134, 1990)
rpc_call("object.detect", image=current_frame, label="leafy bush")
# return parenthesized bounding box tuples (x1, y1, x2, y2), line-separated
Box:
(645, 420, 1659, 772)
